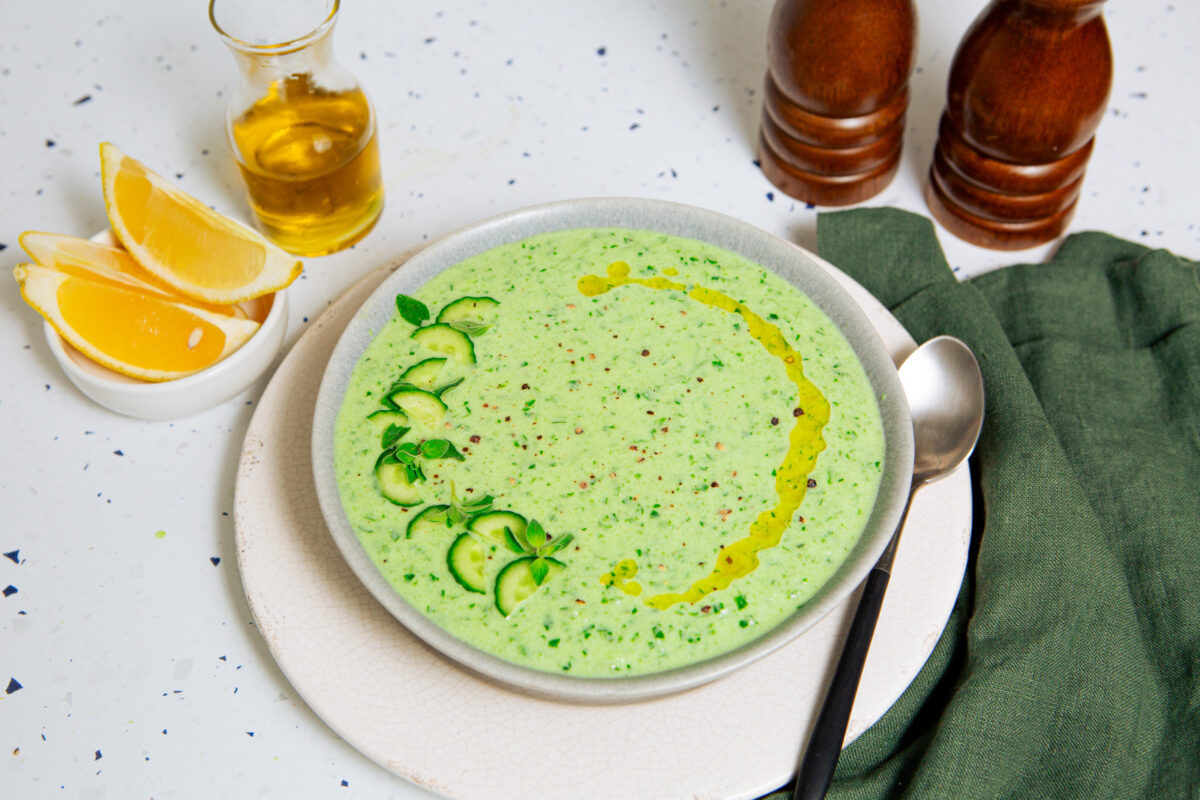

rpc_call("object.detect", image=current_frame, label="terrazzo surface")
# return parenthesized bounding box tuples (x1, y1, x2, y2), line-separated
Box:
(1, 0, 1196, 797)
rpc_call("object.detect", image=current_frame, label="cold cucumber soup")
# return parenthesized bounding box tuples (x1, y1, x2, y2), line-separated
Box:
(333, 228, 885, 678)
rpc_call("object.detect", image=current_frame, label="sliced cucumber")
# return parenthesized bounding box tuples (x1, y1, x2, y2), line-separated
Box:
(435, 296, 500, 328)
(433, 376, 464, 397)
(447, 533, 487, 594)
(412, 323, 476, 365)
(406, 504, 452, 539)
(375, 462, 422, 506)
(367, 409, 409, 428)
(399, 358, 447, 392)
(386, 386, 448, 427)
(495, 557, 564, 616)
(468, 510, 527, 544)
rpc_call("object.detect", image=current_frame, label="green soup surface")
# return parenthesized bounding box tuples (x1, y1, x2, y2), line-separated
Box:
(333, 228, 885, 677)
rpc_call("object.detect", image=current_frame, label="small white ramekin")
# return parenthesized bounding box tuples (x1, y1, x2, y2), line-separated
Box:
(42, 232, 290, 420)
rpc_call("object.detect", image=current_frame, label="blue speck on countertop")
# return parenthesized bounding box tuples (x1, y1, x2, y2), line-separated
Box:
(2, 585, 16, 597)
(210, 557, 221, 566)
(3, 550, 19, 564)
(94, 750, 102, 760)
(6, 678, 21, 694)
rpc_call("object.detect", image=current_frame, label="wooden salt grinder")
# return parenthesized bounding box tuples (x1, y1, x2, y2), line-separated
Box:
(925, 0, 1113, 250)
(758, 0, 917, 206)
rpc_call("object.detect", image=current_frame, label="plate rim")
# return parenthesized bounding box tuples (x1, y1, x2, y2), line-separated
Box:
(232, 237, 970, 800)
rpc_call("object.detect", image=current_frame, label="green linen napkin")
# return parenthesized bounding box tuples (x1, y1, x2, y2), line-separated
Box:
(763, 208, 1200, 800)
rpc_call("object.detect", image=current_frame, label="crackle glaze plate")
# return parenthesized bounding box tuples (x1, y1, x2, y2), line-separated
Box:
(233, 206, 971, 800)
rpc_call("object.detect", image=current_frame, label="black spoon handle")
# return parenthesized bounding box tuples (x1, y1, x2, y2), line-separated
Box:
(792, 565, 892, 800)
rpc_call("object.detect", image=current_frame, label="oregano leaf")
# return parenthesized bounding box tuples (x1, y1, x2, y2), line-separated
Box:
(420, 439, 450, 459)
(526, 519, 547, 550)
(503, 527, 526, 555)
(530, 557, 549, 586)
(381, 424, 408, 450)
(395, 294, 430, 327)
(447, 319, 490, 335)
(541, 533, 574, 556)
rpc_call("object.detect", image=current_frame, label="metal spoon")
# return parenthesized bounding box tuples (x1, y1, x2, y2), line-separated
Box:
(793, 335, 985, 800)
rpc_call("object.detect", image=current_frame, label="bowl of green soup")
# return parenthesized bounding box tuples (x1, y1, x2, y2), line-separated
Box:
(312, 198, 913, 703)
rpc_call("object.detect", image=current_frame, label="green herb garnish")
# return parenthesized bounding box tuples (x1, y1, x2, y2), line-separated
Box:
(395, 294, 430, 326)
(501, 518, 575, 585)
(431, 481, 495, 528)
(381, 423, 409, 450)
(446, 319, 491, 336)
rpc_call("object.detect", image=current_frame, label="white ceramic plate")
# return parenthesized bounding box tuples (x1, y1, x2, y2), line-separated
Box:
(310, 199, 915, 702)
(233, 229, 970, 800)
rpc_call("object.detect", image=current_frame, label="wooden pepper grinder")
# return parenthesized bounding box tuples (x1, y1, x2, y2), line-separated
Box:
(925, 0, 1113, 250)
(758, 0, 917, 206)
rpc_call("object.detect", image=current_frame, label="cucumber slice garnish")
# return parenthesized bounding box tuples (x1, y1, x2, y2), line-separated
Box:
(399, 358, 447, 392)
(435, 296, 500, 329)
(375, 461, 422, 506)
(406, 504, 452, 539)
(385, 386, 448, 427)
(433, 376, 464, 397)
(447, 533, 487, 594)
(367, 409, 409, 428)
(494, 556, 564, 616)
(468, 510, 527, 544)
(412, 323, 476, 365)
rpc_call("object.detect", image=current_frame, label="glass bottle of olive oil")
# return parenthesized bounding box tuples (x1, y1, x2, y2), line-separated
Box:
(211, 0, 383, 256)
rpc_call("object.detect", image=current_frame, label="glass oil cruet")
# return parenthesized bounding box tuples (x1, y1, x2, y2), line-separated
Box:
(209, 0, 384, 256)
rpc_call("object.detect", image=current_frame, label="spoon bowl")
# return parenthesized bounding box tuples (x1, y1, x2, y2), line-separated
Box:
(902, 336, 986, 485)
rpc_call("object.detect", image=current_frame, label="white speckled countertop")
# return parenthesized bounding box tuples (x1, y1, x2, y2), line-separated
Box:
(1, 1, 1196, 797)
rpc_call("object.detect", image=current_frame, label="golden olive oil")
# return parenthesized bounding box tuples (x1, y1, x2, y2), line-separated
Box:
(231, 73, 383, 256)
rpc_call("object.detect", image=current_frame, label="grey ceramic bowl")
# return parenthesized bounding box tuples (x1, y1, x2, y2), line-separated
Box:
(312, 198, 913, 703)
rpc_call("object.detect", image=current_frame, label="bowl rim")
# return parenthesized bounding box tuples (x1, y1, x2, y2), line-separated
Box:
(311, 197, 914, 703)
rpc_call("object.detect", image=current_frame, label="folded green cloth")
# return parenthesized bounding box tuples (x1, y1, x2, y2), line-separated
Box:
(764, 209, 1200, 800)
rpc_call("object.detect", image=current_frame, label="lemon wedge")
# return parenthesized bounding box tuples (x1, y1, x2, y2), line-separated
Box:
(99, 142, 302, 304)
(19, 231, 247, 318)
(14, 263, 261, 382)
